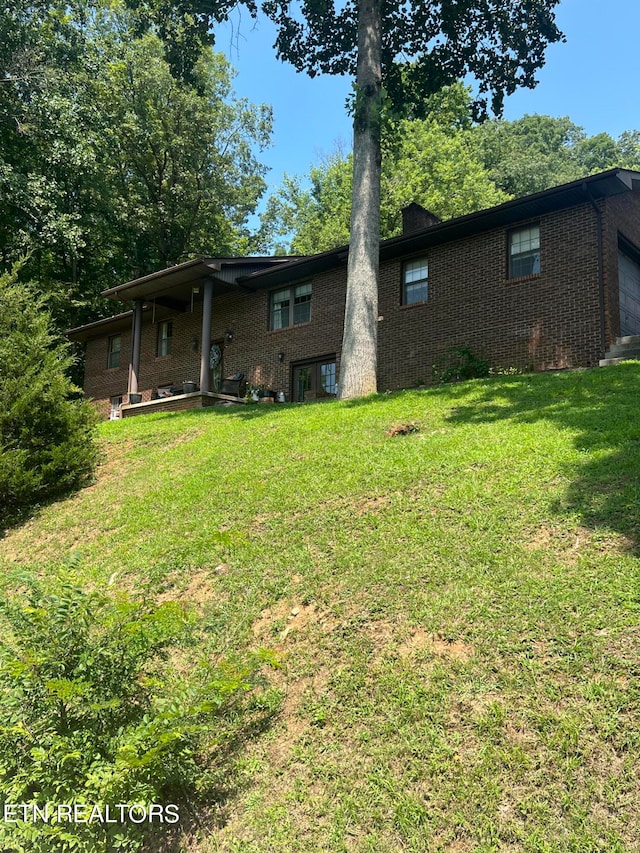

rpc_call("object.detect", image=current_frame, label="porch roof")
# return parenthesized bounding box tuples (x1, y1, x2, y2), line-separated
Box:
(101, 256, 298, 309)
(67, 310, 135, 343)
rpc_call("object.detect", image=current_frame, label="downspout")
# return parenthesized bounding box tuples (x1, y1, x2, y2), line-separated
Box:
(128, 299, 143, 396)
(199, 277, 214, 393)
(584, 185, 607, 353)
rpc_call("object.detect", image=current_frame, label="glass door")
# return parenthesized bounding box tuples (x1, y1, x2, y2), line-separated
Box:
(292, 358, 336, 402)
(209, 340, 224, 392)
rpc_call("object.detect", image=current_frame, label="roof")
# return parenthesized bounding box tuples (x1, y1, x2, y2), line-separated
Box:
(68, 168, 640, 340)
(67, 310, 135, 343)
(237, 168, 640, 288)
(100, 256, 300, 306)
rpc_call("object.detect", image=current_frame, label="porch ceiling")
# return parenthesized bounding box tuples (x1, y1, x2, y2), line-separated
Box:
(101, 259, 232, 308)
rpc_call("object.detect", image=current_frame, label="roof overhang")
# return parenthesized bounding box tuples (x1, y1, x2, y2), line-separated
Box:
(101, 257, 298, 307)
(237, 168, 640, 287)
(67, 310, 135, 342)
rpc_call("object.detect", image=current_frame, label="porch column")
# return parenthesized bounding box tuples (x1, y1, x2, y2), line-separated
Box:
(199, 277, 213, 393)
(128, 299, 143, 395)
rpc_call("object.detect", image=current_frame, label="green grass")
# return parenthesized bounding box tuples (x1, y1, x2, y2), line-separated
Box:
(2, 364, 640, 851)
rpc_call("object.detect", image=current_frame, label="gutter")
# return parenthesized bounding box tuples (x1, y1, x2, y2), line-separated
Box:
(584, 184, 607, 354)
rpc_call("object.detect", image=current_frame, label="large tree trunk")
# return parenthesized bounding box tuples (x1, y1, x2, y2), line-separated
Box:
(337, 0, 382, 400)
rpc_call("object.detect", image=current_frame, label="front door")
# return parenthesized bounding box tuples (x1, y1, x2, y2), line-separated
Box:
(618, 251, 640, 336)
(292, 357, 337, 402)
(209, 340, 224, 392)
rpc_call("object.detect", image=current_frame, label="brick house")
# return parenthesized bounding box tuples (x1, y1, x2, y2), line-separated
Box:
(68, 168, 640, 419)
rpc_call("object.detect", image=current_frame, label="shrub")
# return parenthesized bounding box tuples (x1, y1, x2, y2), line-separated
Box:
(0, 270, 97, 528)
(432, 346, 490, 383)
(0, 569, 271, 852)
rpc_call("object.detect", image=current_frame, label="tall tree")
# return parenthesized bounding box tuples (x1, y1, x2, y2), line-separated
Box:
(258, 85, 509, 253)
(475, 114, 640, 197)
(261, 0, 564, 398)
(0, 5, 272, 330)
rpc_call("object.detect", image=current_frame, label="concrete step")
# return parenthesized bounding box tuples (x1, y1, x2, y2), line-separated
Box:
(599, 356, 640, 367)
(617, 335, 640, 345)
(607, 344, 640, 357)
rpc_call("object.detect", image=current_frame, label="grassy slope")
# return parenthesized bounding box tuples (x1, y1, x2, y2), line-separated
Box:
(2, 365, 640, 852)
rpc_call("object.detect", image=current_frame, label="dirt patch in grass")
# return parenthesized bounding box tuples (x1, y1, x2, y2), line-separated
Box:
(157, 564, 229, 612)
(252, 599, 338, 645)
(396, 628, 473, 662)
(523, 523, 635, 563)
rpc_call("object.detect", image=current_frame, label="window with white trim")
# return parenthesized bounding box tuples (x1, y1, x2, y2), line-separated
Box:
(157, 320, 172, 356)
(109, 395, 123, 419)
(270, 283, 312, 329)
(509, 225, 541, 278)
(402, 258, 429, 305)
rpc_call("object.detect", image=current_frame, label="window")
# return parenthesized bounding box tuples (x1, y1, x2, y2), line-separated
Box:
(403, 258, 428, 305)
(109, 395, 123, 420)
(107, 335, 121, 369)
(292, 357, 337, 402)
(509, 225, 541, 278)
(157, 320, 172, 356)
(270, 283, 312, 329)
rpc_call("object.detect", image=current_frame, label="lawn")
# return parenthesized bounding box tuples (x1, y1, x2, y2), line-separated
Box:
(1, 364, 639, 852)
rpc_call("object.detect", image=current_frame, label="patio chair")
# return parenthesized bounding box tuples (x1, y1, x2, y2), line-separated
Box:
(220, 372, 246, 397)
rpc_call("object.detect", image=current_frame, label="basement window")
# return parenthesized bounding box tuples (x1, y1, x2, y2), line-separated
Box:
(109, 395, 123, 420)
(509, 225, 541, 278)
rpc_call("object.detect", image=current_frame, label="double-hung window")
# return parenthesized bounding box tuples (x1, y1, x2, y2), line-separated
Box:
(107, 335, 121, 369)
(402, 258, 429, 305)
(270, 283, 312, 329)
(509, 225, 541, 278)
(157, 320, 172, 356)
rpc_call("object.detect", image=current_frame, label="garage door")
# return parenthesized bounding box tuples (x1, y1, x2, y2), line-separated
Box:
(618, 251, 640, 336)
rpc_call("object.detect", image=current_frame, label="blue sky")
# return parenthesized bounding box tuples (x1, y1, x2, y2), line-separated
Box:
(217, 0, 640, 196)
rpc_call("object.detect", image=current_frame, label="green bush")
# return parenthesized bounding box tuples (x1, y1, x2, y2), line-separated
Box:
(0, 270, 97, 528)
(0, 569, 271, 852)
(432, 346, 490, 383)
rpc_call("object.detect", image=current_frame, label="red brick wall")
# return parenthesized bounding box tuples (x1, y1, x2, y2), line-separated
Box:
(377, 202, 603, 390)
(84, 193, 634, 416)
(83, 272, 347, 416)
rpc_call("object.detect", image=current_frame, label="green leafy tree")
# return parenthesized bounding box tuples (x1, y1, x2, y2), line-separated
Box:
(258, 86, 511, 254)
(0, 5, 272, 331)
(95, 33, 272, 274)
(0, 269, 97, 528)
(475, 114, 640, 198)
(260, 0, 565, 398)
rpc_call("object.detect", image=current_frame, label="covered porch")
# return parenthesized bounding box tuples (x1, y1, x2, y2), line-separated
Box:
(120, 388, 247, 418)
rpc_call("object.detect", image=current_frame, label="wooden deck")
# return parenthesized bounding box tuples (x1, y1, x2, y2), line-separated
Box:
(121, 390, 246, 418)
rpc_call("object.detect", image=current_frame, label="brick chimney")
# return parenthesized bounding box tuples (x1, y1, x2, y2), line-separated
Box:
(401, 203, 442, 234)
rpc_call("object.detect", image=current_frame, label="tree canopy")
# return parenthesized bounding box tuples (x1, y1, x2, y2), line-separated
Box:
(259, 89, 640, 255)
(258, 85, 511, 253)
(0, 1, 272, 330)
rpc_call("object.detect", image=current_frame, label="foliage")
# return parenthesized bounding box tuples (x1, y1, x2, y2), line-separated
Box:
(0, 269, 97, 529)
(0, 567, 271, 852)
(259, 88, 640, 254)
(475, 114, 640, 198)
(432, 346, 490, 384)
(0, 3, 271, 330)
(258, 86, 510, 253)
